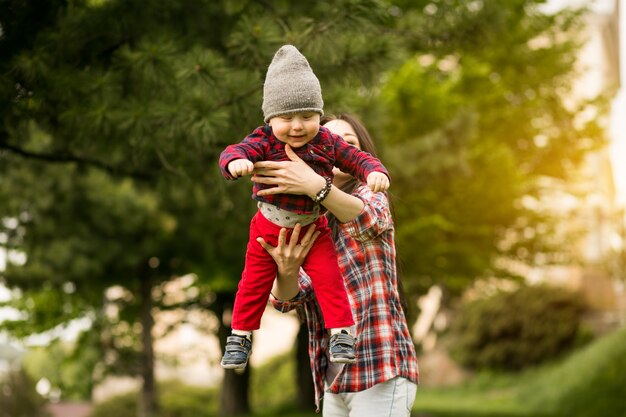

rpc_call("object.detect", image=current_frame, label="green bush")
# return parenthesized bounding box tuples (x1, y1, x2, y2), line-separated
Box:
(250, 350, 297, 410)
(0, 368, 50, 417)
(89, 391, 136, 417)
(520, 326, 626, 417)
(449, 283, 587, 371)
(418, 326, 626, 417)
(88, 351, 305, 417)
(88, 381, 218, 417)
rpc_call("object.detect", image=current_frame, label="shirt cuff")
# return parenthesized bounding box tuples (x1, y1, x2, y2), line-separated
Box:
(269, 290, 307, 313)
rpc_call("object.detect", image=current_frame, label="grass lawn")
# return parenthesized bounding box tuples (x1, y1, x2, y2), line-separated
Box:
(413, 326, 626, 417)
(88, 326, 626, 417)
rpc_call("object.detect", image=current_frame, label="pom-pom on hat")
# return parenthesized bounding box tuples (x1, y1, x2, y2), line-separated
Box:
(262, 45, 324, 122)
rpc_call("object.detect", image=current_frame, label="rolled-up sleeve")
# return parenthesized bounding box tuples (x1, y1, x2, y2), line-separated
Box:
(341, 186, 393, 241)
(270, 273, 315, 312)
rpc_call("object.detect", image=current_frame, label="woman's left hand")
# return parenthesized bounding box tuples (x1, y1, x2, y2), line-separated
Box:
(257, 223, 320, 280)
(252, 144, 326, 198)
(258, 223, 320, 301)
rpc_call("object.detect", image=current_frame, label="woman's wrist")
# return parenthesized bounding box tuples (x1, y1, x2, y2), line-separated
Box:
(318, 184, 366, 223)
(273, 270, 301, 300)
(307, 174, 328, 199)
(312, 176, 332, 204)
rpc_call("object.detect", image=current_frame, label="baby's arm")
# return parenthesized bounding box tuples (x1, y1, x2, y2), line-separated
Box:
(332, 132, 391, 192)
(367, 171, 390, 192)
(227, 158, 254, 178)
(219, 125, 270, 180)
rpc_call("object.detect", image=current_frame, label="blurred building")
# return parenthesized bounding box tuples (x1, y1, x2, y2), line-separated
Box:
(526, 0, 625, 332)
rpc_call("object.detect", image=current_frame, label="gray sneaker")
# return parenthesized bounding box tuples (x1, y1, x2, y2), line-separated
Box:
(329, 330, 356, 364)
(221, 334, 252, 370)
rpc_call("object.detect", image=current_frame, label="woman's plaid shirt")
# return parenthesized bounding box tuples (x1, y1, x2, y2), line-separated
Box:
(219, 125, 388, 214)
(271, 185, 419, 411)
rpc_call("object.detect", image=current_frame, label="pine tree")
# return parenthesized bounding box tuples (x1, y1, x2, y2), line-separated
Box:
(0, 0, 398, 415)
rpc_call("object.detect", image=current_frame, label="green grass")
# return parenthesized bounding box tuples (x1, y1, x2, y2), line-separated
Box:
(88, 327, 626, 417)
(415, 326, 626, 417)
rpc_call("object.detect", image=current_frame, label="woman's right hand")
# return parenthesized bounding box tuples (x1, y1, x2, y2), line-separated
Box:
(252, 144, 326, 199)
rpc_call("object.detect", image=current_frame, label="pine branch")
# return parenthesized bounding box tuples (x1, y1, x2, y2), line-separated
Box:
(0, 141, 155, 181)
(156, 148, 186, 177)
(206, 84, 261, 113)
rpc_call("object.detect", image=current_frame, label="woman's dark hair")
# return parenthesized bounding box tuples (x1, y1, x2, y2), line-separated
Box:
(322, 114, 367, 240)
(321, 113, 409, 316)
(321, 114, 379, 203)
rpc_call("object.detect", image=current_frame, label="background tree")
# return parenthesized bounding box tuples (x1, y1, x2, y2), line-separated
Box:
(0, 0, 397, 415)
(371, 0, 604, 304)
(1, 0, 610, 414)
(0, 367, 49, 417)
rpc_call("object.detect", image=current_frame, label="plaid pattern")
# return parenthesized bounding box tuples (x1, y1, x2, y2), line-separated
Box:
(219, 125, 389, 214)
(271, 185, 419, 411)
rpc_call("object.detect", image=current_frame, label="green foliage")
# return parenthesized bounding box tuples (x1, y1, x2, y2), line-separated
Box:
(87, 360, 303, 417)
(159, 383, 219, 417)
(382, 59, 464, 140)
(0, 367, 50, 417)
(519, 325, 626, 417)
(449, 283, 587, 370)
(373, 0, 604, 298)
(0, 0, 614, 413)
(22, 337, 100, 400)
(0, 0, 399, 330)
(250, 350, 298, 411)
(89, 381, 218, 417)
(88, 391, 137, 417)
(416, 326, 626, 417)
(0, 3, 402, 413)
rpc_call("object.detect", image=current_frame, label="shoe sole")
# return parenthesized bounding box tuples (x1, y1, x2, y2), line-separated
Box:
(221, 362, 248, 370)
(329, 357, 356, 364)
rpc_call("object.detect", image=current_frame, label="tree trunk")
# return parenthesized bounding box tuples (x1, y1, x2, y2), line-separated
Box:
(220, 368, 251, 416)
(215, 293, 251, 416)
(138, 273, 158, 417)
(295, 322, 315, 411)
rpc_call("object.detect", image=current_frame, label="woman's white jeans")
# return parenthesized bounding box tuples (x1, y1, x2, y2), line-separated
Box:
(322, 377, 417, 417)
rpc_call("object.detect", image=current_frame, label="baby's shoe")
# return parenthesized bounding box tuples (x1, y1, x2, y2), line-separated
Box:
(329, 330, 356, 364)
(221, 334, 252, 370)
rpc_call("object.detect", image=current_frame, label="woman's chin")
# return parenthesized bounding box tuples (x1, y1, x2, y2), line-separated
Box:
(332, 171, 352, 186)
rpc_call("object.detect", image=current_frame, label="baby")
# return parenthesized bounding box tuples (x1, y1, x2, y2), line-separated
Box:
(218, 45, 389, 370)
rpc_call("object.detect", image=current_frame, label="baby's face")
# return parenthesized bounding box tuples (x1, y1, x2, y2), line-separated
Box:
(269, 112, 321, 148)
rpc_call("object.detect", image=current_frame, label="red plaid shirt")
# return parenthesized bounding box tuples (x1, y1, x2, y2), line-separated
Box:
(271, 185, 419, 411)
(219, 125, 389, 214)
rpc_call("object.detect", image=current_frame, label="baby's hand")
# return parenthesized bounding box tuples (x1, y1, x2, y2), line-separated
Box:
(367, 172, 389, 192)
(228, 159, 254, 178)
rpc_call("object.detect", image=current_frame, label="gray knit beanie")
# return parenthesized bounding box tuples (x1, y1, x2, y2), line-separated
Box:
(262, 45, 324, 122)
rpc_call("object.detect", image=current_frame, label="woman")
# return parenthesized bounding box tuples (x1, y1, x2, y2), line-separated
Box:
(253, 114, 419, 416)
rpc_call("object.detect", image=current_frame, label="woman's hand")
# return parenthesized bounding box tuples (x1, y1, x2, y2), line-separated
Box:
(254, 144, 365, 223)
(252, 144, 326, 198)
(258, 223, 320, 300)
(257, 223, 320, 279)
